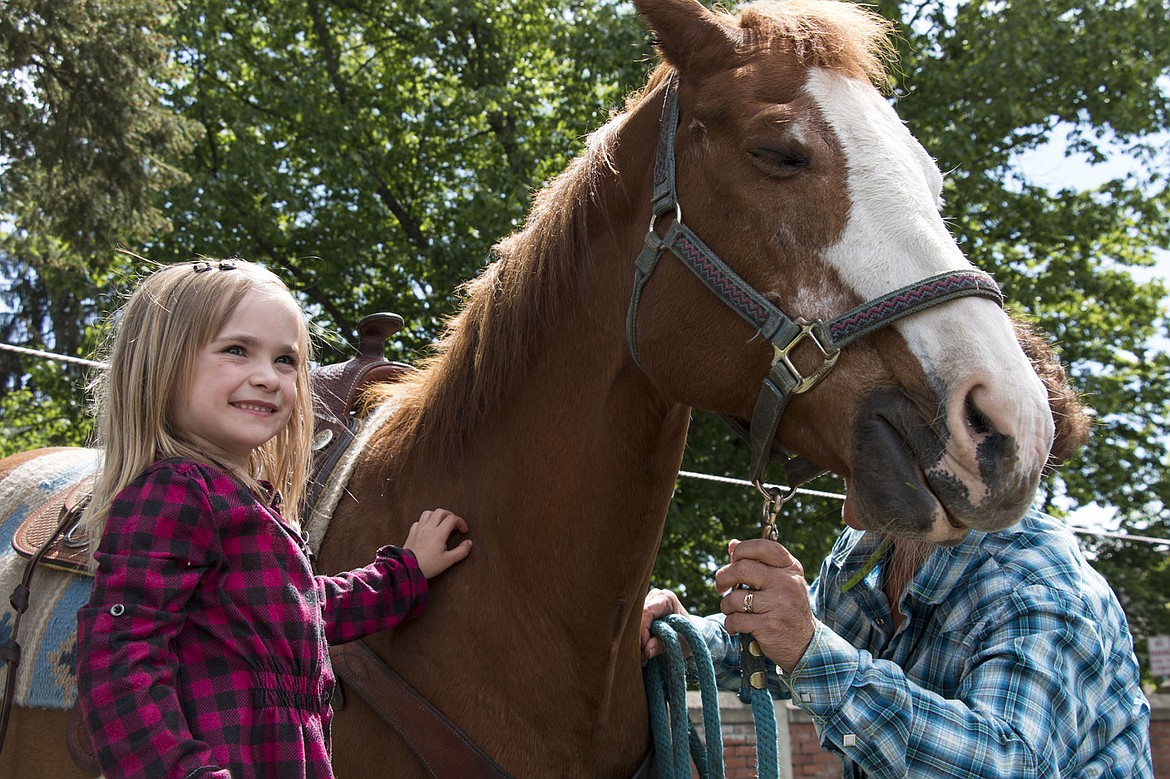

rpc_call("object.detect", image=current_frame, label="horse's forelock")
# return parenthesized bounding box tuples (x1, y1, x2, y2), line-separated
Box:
(731, 0, 897, 89)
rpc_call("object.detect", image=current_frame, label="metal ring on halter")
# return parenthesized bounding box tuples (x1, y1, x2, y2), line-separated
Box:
(742, 591, 755, 613)
(647, 201, 683, 235)
(753, 480, 797, 506)
(754, 482, 798, 541)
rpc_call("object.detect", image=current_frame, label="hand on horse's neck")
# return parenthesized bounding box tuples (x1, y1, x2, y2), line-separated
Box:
(882, 539, 934, 632)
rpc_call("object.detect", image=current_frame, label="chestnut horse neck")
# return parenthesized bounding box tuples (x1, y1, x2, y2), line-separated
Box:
(341, 82, 690, 777)
(626, 74, 1005, 513)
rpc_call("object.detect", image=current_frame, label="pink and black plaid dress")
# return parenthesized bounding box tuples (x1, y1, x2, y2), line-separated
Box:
(76, 457, 428, 778)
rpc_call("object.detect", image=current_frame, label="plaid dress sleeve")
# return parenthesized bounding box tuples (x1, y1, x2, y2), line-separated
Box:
(76, 465, 231, 779)
(317, 545, 428, 644)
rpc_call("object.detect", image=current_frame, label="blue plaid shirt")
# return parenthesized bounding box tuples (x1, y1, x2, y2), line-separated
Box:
(694, 509, 1152, 778)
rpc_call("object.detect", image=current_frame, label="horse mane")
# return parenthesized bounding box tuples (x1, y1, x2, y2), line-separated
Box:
(365, 0, 896, 468)
(364, 78, 668, 468)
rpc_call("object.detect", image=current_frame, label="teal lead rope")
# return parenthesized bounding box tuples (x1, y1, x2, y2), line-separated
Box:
(737, 630, 780, 779)
(644, 614, 780, 779)
(750, 685, 780, 779)
(645, 615, 723, 779)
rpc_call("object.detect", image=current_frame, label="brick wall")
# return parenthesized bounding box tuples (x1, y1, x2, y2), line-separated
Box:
(687, 691, 1170, 778)
(687, 691, 842, 779)
(1151, 694, 1169, 778)
(787, 720, 841, 779)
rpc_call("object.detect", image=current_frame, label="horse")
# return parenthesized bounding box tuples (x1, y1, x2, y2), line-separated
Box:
(0, 0, 1088, 776)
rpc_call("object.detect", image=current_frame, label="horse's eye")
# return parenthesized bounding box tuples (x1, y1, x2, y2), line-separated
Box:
(749, 146, 810, 175)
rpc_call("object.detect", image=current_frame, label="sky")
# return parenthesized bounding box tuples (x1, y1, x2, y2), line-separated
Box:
(1011, 126, 1169, 537)
(1013, 125, 1170, 286)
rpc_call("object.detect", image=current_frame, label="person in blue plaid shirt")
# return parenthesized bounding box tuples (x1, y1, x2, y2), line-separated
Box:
(642, 505, 1153, 777)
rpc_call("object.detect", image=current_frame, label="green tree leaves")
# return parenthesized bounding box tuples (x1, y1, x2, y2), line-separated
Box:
(0, 0, 1167, 671)
(0, 0, 200, 260)
(150, 0, 646, 351)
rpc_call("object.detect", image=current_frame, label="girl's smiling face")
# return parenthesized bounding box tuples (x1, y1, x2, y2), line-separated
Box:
(170, 288, 303, 469)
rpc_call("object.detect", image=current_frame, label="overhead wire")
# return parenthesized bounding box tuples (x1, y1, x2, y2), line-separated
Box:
(0, 341, 104, 368)
(4, 342, 1167, 548)
(677, 471, 1170, 548)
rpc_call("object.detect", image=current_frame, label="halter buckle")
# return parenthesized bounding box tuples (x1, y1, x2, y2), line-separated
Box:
(773, 321, 840, 394)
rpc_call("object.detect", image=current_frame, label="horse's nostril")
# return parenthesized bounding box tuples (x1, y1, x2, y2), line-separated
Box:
(964, 392, 993, 436)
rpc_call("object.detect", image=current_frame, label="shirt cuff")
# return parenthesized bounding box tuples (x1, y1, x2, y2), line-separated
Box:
(783, 620, 861, 720)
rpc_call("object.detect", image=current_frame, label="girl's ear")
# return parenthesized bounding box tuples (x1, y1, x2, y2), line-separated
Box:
(633, 0, 742, 77)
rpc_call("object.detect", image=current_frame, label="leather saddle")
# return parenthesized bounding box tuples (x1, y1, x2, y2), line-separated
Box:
(11, 474, 96, 575)
(306, 313, 414, 513)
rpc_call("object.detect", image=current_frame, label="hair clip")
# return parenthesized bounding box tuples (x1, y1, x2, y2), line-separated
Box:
(192, 260, 238, 273)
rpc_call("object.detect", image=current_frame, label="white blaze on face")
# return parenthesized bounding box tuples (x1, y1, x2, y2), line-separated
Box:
(803, 68, 1054, 504)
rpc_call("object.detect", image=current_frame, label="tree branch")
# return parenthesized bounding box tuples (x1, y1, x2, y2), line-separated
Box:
(304, 0, 427, 251)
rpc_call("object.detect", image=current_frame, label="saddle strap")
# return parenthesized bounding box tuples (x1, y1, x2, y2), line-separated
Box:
(66, 702, 99, 774)
(0, 493, 87, 759)
(330, 640, 514, 779)
(330, 641, 658, 779)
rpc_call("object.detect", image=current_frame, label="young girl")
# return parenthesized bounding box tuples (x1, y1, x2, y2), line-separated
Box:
(75, 259, 472, 778)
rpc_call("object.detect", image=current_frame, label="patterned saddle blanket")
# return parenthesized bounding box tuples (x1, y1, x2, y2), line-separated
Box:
(0, 448, 101, 709)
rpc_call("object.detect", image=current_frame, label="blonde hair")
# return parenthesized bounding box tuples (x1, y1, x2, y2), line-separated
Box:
(81, 259, 314, 554)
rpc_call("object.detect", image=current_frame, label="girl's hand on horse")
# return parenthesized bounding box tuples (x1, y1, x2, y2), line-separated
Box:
(404, 509, 472, 579)
(716, 538, 816, 674)
(640, 588, 691, 662)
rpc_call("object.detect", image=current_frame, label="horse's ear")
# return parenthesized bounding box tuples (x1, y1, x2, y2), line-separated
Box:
(634, 0, 741, 76)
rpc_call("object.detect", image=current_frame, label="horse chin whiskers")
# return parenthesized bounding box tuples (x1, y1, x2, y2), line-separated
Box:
(867, 513, 927, 542)
(889, 537, 936, 579)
